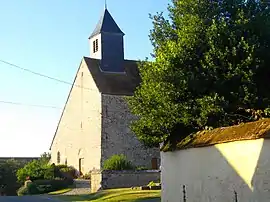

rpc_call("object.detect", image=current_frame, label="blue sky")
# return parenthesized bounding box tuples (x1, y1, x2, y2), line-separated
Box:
(0, 1, 168, 157)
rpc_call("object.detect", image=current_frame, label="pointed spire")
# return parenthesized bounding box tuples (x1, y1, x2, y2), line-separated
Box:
(89, 8, 124, 39)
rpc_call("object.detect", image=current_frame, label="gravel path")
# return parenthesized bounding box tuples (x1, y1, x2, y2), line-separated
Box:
(61, 187, 90, 195)
(60, 179, 91, 195)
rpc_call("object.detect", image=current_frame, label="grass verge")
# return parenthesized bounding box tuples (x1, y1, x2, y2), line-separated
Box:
(48, 188, 72, 195)
(54, 188, 161, 202)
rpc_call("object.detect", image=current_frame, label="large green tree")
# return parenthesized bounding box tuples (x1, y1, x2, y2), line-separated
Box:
(128, 0, 270, 149)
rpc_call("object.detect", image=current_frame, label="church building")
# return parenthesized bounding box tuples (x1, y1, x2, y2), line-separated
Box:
(49, 8, 160, 174)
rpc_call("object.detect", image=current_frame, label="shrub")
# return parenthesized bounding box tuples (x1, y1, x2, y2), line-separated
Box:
(26, 183, 40, 195)
(55, 164, 68, 170)
(60, 167, 76, 179)
(43, 166, 55, 180)
(16, 152, 56, 183)
(17, 160, 53, 182)
(103, 154, 134, 170)
(17, 183, 40, 196)
(51, 164, 75, 179)
(59, 167, 70, 173)
(0, 159, 24, 196)
(147, 181, 156, 187)
(136, 166, 149, 171)
(37, 185, 54, 193)
(34, 179, 73, 190)
(18, 179, 74, 196)
(17, 186, 28, 196)
(17, 160, 71, 183)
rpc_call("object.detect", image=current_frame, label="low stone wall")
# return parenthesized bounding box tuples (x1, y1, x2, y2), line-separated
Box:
(90, 170, 160, 193)
(75, 179, 90, 188)
(0, 157, 39, 164)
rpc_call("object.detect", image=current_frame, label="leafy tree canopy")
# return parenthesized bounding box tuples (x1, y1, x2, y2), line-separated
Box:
(39, 152, 51, 165)
(128, 0, 270, 149)
(16, 152, 52, 183)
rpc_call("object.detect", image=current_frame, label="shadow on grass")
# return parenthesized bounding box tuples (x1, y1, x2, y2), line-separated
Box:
(54, 189, 160, 202)
(55, 192, 106, 201)
(134, 196, 161, 202)
(99, 192, 159, 201)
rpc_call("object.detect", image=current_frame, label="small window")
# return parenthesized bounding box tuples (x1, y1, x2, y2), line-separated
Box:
(93, 40, 96, 53)
(95, 39, 98, 52)
(57, 151, 61, 164)
(93, 39, 99, 53)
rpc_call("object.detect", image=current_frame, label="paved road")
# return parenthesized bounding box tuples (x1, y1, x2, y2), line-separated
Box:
(0, 196, 62, 202)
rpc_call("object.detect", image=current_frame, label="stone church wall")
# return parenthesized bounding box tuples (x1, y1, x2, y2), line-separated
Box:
(101, 94, 160, 169)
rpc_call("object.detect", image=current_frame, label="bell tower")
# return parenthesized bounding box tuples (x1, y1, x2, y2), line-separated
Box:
(89, 8, 125, 73)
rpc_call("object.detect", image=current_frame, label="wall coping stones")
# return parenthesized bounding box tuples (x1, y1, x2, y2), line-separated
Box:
(90, 169, 161, 174)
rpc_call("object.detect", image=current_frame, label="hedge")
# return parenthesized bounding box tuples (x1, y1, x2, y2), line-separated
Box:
(17, 179, 73, 196)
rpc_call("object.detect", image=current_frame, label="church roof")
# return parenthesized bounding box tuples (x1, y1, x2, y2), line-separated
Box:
(83, 57, 141, 95)
(89, 9, 124, 38)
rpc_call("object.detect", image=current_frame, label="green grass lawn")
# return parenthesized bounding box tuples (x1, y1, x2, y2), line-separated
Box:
(54, 188, 161, 202)
(48, 188, 72, 195)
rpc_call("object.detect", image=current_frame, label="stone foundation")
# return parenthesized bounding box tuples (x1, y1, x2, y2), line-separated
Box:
(90, 170, 161, 193)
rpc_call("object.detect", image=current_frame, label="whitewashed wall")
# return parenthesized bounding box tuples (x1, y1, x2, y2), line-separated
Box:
(50, 59, 102, 173)
(161, 138, 270, 202)
(89, 34, 102, 59)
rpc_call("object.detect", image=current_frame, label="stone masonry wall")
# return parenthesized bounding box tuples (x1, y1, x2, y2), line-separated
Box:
(101, 94, 160, 169)
(90, 170, 161, 193)
(50, 59, 102, 173)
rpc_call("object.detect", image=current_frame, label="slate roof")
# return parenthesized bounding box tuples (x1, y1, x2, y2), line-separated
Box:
(89, 9, 124, 38)
(83, 57, 141, 95)
(162, 118, 270, 151)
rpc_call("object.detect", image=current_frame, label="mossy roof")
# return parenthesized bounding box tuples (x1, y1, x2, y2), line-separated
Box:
(163, 118, 270, 151)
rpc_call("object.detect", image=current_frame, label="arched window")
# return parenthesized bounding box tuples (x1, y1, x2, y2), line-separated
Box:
(57, 151, 61, 164)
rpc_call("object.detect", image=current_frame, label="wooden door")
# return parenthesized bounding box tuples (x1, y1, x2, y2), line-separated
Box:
(79, 158, 84, 175)
(151, 158, 158, 170)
